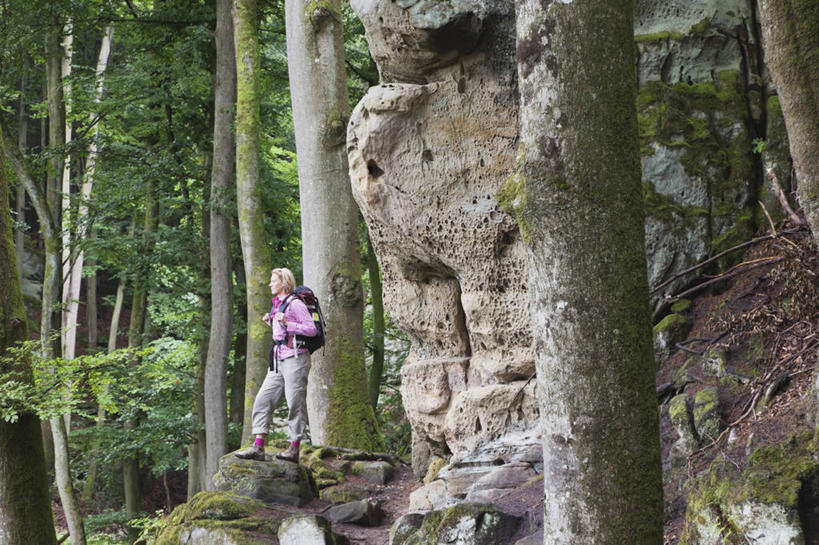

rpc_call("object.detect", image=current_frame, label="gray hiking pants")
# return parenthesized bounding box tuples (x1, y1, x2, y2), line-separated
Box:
(251, 351, 311, 441)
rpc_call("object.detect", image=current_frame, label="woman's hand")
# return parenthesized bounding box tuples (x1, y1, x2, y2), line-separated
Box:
(275, 312, 286, 326)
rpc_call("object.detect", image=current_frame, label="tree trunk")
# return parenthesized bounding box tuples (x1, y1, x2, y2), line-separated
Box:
(366, 235, 385, 410)
(233, 0, 273, 444)
(61, 19, 77, 363)
(0, 109, 58, 545)
(15, 72, 27, 286)
(63, 25, 114, 363)
(50, 416, 86, 545)
(124, 179, 158, 543)
(46, 25, 88, 545)
(87, 254, 98, 353)
(508, 1, 663, 542)
(285, 0, 381, 449)
(229, 258, 248, 441)
(756, 0, 819, 247)
(204, 0, 236, 487)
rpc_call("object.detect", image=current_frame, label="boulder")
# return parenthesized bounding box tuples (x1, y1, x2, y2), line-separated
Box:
(351, 460, 395, 484)
(653, 313, 691, 362)
(327, 499, 384, 526)
(692, 387, 721, 443)
(681, 434, 819, 544)
(213, 451, 317, 507)
(390, 503, 522, 545)
(320, 483, 375, 504)
(278, 515, 349, 545)
(153, 491, 287, 545)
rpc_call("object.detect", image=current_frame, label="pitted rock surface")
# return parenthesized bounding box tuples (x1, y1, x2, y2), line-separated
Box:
(348, 1, 535, 474)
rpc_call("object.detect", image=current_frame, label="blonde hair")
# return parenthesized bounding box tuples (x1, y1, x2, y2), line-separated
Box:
(271, 267, 297, 294)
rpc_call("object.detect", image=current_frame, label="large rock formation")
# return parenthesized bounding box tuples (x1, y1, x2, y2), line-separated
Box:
(348, 0, 536, 475)
(347, 0, 790, 484)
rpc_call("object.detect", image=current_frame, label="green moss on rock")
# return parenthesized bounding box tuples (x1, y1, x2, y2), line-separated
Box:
(497, 169, 532, 244)
(746, 433, 818, 507)
(186, 491, 264, 521)
(654, 313, 689, 335)
(423, 457, 447, 484)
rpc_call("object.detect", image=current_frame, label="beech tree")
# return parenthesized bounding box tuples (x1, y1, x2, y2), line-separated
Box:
(234, 0, 274, 444)
(757, 0, 819, 247)
(504, 0, 663, 542)
(203, 0, 236, 486)
(285, 0, 381, 449)
(0, 116, 58, 545)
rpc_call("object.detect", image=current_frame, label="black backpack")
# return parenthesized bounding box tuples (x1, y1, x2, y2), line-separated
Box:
(276, 286, 326, 354)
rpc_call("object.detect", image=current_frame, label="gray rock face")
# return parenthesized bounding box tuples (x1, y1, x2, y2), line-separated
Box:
(634, 1, 778, 312)
(213, 451, 317, 507)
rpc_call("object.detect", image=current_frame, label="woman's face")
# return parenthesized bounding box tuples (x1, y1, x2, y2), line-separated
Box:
(269, 274, 282, 295)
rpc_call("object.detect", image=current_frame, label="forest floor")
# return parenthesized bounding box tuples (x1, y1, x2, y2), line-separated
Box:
(51, 224, 818, 544)
(656, 223, 819, 544)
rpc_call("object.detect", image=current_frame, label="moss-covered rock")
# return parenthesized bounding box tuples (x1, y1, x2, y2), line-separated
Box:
(423, 457, 447, 485)
(153, 491, 286, 545)
(213, 451, 318, 506)
(653, 313, 691, 362)
(680, 433, 819, 544)
(692, 386, 721, 442)
(320, 483, 375, 504)
(391, 503, 521, 545)
(351, 460, 394, 484)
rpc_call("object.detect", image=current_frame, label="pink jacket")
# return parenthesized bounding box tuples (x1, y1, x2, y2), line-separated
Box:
(271, 295, 317, 360)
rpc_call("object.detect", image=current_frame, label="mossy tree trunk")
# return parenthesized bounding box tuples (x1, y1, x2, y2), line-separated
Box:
(233, 0, 273, 445)
(285, 0, 381, 449)
(508, 0, 663, 542)
(0, 108, 58, 545)
(204, 0, 236, 486)
(757, 0, 819, 247)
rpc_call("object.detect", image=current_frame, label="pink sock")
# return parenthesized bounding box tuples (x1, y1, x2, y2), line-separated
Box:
(254, 437, 265, 447)
(291, 440, 299, 447)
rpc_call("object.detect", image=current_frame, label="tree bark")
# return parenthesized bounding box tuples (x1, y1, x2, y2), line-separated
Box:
(0, 108, 58, 545)
(233, 0, 273, 444)
(60, 19, 76, 363)
(285, 0, 381, 449)
(756, 0, 819, 247)
(507, 1, 663, 542)
(366, 235, 385, 410)
(204, 0, 236, 487)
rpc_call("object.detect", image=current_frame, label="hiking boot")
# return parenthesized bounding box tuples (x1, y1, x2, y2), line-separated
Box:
(275, 442, 300, 463)
(234, 444, 265, 461)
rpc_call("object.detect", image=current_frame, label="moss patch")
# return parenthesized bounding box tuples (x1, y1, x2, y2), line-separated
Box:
(497, 169, 532, 244)
(637, 70, 756, 258)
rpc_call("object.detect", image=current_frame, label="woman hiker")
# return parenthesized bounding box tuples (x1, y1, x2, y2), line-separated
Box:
(235, 267, 317, 462)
